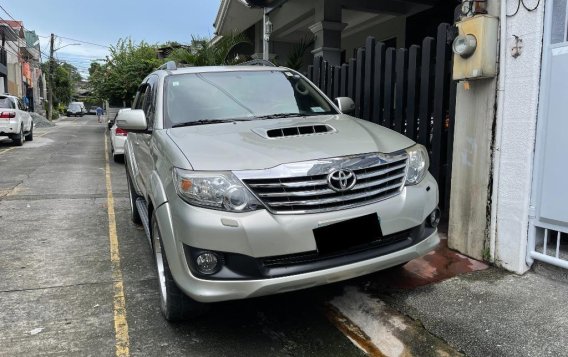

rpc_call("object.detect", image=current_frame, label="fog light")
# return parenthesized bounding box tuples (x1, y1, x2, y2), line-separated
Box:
(195, 252, 220, 275)
(428, 208, 441, 228)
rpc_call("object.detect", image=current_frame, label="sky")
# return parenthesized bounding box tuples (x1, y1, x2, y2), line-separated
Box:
(1, 0, 220, 77)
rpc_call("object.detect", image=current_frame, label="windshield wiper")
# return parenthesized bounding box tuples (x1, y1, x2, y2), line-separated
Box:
(172, 119, 247, 128)
(255, 113, 304, 120)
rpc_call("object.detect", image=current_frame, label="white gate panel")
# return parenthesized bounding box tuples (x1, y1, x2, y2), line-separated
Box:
(528, 0, 568, 268)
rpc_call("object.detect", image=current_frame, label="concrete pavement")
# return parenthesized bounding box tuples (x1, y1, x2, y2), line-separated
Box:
(0, 116, 364, 356)
(3, 115, 563, 357)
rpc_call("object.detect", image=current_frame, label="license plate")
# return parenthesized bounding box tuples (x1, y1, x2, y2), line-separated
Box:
(313, 213, 383, 255)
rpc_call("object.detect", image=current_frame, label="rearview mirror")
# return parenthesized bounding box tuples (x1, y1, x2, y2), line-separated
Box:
(116, 109, 148, 132)
(335, 97, 355, 114)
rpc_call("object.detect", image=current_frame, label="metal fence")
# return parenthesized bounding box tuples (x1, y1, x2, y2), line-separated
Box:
(307, 23, 457, 215)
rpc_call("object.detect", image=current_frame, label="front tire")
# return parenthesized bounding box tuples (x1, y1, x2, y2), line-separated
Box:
(151, 214, 208, 321)
(126, 169, 142, 224)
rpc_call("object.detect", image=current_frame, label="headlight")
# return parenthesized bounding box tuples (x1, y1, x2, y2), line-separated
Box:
(405, 144, 429, 185)
(173, 168, 262, 212)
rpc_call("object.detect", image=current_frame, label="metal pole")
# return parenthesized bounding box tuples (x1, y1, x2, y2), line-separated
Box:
(263, 8, 269, 61)
(48, 33, 54, 121)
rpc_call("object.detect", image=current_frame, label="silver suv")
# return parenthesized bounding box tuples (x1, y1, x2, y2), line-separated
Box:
(117, 62, 440, 321)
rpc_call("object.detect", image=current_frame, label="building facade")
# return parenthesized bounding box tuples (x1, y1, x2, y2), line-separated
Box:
(0, 20, 44, 113)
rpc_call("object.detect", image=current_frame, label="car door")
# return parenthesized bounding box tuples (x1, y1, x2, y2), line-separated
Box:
(15, 98, 31, 132)
(128, 82, 148, 194)
(137, 75, 159, 198)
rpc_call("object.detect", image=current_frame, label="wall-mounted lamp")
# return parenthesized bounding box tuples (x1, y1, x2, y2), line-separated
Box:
(264, 17, 273, 40)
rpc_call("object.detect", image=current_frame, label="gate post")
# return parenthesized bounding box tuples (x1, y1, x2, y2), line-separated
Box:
(447, 2, 500, 261)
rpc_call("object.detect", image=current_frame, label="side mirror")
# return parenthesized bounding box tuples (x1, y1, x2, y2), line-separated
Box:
(335, 97, 355, 114)
(116, 109, 148, 132)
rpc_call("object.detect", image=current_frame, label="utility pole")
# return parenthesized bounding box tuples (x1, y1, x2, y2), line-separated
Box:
(48, 33, 54, 121)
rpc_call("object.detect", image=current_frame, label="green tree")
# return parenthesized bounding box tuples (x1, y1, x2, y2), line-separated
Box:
(41, 61, 81, 113)
(166, 33, 251, 66)
(88, 38, 163, 107)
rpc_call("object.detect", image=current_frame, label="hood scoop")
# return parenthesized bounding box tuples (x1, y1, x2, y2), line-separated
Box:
(253, 124, 337, 139)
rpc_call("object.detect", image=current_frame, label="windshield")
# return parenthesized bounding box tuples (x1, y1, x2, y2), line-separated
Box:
(69, 104, 81, 111)
(164, 70, 337, 128)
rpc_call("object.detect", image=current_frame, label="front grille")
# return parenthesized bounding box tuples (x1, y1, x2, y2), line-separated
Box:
(242, 155, 408, 214)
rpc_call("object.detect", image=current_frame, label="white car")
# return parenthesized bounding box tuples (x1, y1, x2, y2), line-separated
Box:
(0, 94, 33, 146)
(110, 122, 128, 162)
(118, 63, 440, 321)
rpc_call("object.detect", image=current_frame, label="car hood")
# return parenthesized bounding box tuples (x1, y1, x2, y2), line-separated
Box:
(166, 115, 415, 171)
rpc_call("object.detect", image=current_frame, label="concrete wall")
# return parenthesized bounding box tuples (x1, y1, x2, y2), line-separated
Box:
(490, 1, 545, 273)
(448, 1, 501, 261)
(342, 16, 406, 58)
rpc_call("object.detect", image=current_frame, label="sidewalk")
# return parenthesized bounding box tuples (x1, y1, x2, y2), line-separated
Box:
(329, 236, 568, 356)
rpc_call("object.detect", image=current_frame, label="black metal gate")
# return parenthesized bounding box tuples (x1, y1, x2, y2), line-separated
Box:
(307, 23, 457, 216)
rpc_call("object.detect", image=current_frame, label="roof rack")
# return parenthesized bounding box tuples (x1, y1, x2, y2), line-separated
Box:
(157, 61, 177, 71)
(239, 59, 277, 67)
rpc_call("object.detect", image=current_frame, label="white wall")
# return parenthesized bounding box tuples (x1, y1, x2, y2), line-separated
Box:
(491, 1, 545, 273)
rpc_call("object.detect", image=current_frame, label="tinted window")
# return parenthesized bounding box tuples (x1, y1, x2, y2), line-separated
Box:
(143, 75, 158, 128)
(133, 83, 147, 110)
(0, 97, 15, 109)
(163, 70, 337, 128)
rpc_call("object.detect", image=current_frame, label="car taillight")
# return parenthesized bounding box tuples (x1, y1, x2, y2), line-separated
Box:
(0, 111, 15, 119)
(115, 128, 128, 136)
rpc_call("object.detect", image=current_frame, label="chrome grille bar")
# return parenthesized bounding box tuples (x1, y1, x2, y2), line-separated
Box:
(236, 152, 408, 214)
(267, 182, 404, 207)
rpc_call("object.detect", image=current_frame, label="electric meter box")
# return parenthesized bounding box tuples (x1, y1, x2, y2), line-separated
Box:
(453, 15, 499, 81)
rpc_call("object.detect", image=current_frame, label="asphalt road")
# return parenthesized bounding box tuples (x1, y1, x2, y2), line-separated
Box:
(0, 116, 365, 357)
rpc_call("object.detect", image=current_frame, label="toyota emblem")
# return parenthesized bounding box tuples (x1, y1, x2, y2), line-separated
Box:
(327, 169, 357, 192)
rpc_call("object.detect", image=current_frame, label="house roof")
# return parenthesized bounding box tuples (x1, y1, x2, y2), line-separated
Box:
(214, 0, 263, 35)
(0, 20, 24, 38)
(0, 21, 23, 42)
(24, 30, 40, 49)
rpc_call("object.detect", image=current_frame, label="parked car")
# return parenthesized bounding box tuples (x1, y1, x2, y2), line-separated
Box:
(0, 94, 33, 146)
(67, 103, 84, 117)
(88, 107, 98, 115)
(110, 122, 128, 163)
(117, 63, 440, 321)
(108, 108, 128, 130)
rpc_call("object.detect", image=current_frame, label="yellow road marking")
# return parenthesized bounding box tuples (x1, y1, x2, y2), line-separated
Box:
(0, 129, 54, 156)
(104, 135, 130, 357)
(0, 146, 15, 155)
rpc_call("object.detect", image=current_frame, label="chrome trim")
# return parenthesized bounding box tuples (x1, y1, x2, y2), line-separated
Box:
(256, 172, 406, 198)
(268, 182, 403, 207)
(234, 152, 409, 214)
(356, 163, 408, 180)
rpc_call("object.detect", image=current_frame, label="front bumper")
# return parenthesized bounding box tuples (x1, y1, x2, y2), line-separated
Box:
(112, 136, 126, 155)
(155, 173, 439, 303)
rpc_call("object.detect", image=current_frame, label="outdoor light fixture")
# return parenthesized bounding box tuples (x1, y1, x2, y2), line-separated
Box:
(452, 34, 478, 58)
(237, 0, 279, 8)
(264, 17, 273, 40)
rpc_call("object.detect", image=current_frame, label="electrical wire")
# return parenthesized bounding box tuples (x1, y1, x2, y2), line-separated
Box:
(54, 35, 109, 49)
(506, 0, 522, 17)
(521, 0, 541, 11)
(507, 0, 541, 17)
